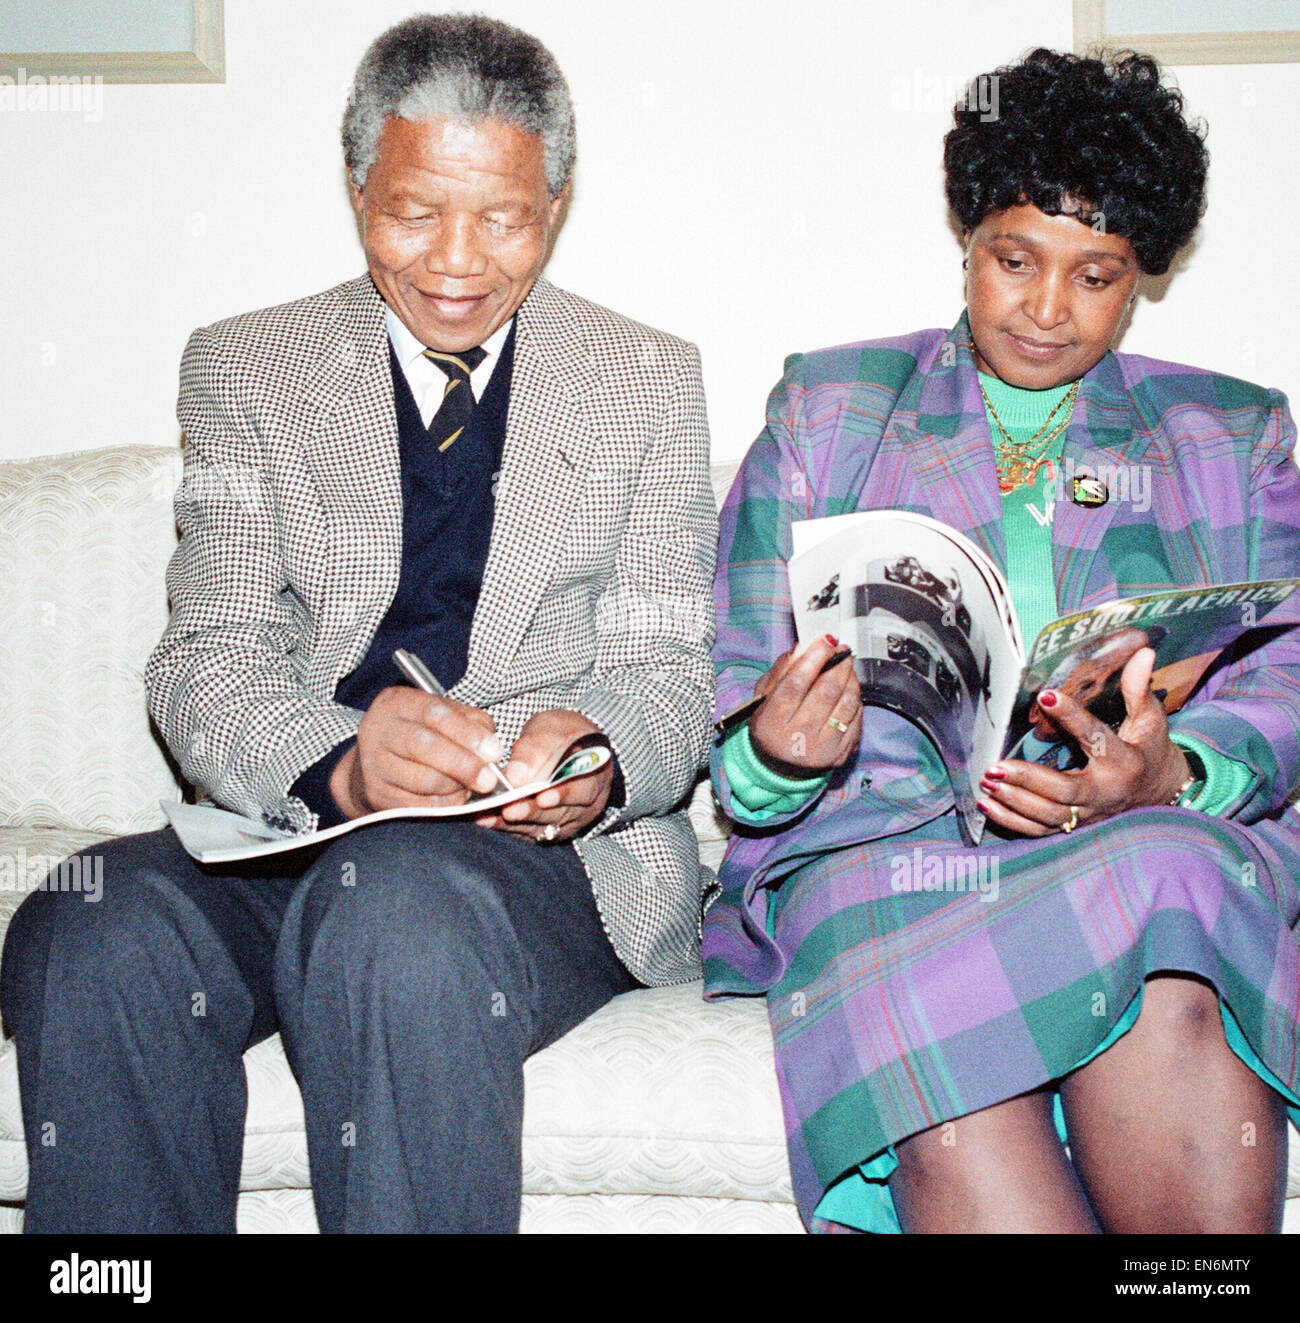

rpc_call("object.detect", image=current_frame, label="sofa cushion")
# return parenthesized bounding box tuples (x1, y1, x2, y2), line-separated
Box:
(0, 974, 796, 1207)
(0, 1190, 808, 1234)
(0, 447, 184, 834)
(520, 980, 791, 1201)
(686, 777, 729, 874)
(6, 965, 1297, 1215)
(233, 978, 798, 1203)
(708, 460, 740, 512)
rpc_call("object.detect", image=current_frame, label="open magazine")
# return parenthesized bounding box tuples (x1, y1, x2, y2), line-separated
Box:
(163, 744, 612, 864)
(788, 511, 1300, 845)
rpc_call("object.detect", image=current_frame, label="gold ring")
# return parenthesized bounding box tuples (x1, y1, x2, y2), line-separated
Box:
(826, 715, 849, 734)
(1061, 805, 1079, 834)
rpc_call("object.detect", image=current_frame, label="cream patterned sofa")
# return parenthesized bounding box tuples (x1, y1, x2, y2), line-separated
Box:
(0, 444, 803, 1234)
(0, 445, 1297, 1234)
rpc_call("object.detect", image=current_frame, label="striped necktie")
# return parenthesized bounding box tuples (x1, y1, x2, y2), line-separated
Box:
(422, 345, 487, 452)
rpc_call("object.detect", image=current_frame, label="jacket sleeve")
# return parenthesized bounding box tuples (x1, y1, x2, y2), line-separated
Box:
(1165, 389, 1300, 823)
(145, 327, 361, 832)
(565, 340, 718, 826)
(710, 354, 838, 827)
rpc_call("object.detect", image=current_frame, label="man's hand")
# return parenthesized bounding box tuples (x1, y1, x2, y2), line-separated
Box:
(978, 647, 1192, 838)
(330, 686, 504, 819)
(748, 635, 862, 776)
(475, 709, 613, 843)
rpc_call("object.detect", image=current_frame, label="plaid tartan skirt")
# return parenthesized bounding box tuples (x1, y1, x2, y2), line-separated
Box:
(755, 805, 1300, 1233)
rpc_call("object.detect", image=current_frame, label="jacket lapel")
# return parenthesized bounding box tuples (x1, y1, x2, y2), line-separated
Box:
(300, 278, 403, 682)
(454, 278, 599, 703)
(1051, 348, 1152, 613)
(887, 314, 1007, 570)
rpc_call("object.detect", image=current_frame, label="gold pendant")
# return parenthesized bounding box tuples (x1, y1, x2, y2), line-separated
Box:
(998, 447, 1031, 491)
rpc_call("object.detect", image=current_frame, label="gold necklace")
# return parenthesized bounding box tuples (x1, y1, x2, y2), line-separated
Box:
(980, 379, 1080, 493)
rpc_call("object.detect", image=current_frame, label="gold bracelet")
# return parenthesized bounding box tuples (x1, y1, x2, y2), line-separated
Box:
(1168, 775, 1196, 806)
(1168, 746, 1206, 806)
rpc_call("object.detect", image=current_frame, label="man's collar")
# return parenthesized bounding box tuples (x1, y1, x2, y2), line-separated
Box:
(384, 305, 513, 376)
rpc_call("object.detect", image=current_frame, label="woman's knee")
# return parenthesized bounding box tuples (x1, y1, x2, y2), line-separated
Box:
(893, 1089, 1060, 1184)
(1135, 973, 1222, 1048)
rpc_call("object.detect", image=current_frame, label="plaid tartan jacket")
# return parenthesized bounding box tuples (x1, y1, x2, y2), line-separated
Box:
(146, 275, 717, 986)
(707, 313, 1300, 990)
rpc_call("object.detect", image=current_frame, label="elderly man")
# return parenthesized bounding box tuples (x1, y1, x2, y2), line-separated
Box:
(1, 14, 715, 1233)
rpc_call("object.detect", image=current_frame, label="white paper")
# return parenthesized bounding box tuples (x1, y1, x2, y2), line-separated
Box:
(164, 745, 612, 864)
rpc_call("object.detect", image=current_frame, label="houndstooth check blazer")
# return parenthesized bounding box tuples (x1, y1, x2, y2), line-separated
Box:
(145, 274, 717, 985)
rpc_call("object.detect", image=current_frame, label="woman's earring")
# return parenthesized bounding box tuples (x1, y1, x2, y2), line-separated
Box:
(962, 257, 969, 271)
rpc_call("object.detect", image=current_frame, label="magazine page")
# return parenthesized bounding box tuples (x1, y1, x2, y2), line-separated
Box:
(789, 512, 1024, 843)
(163, 745, 612, 864)
(791, 510, 1022, 651)
(1000, 579, 1300, 768)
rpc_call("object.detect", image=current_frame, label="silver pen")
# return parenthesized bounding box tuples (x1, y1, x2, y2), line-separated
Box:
(393, 649, 515, 792)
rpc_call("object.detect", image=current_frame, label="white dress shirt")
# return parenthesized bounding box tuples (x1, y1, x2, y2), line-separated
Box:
(385, 307, 513, 428)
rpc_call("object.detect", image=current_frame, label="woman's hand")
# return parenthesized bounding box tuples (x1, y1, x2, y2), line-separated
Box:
(978, 647, 1192, 838)
(748, 635, 862, 776)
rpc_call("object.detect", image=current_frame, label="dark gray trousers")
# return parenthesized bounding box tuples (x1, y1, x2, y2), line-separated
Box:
(0, 820, 634, 1233)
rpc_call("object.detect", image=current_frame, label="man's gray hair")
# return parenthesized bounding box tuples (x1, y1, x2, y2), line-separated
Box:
(342, 13, 575, 198)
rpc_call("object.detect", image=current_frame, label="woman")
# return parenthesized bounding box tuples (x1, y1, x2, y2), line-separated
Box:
(704, 48, 1300, 1234)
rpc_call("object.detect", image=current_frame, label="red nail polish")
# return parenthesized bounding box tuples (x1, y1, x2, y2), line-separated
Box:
(977, 799, 993, 814)
(824, 633, 839, 646)
(1039, 690, 1058, 708)
(979, 780, 998, 796)
(985, 766, 1005, 780)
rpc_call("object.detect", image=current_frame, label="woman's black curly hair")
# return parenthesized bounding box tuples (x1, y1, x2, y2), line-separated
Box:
(943, 48, 1208, 275)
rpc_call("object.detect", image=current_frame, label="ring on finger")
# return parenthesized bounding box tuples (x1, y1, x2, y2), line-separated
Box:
(826, 715, 849, 734)
(1060, 805, 1080, 835)
(542, 822, 558, 842)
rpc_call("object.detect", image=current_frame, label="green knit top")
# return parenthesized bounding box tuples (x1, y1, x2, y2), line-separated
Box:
(978, 370, 1070, 646)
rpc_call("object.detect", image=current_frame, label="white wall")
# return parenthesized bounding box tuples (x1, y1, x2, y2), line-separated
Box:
(3, 0, 1296, 464)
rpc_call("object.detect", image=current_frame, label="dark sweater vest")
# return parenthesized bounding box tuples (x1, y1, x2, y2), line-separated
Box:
(290, 324, 515, 824)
